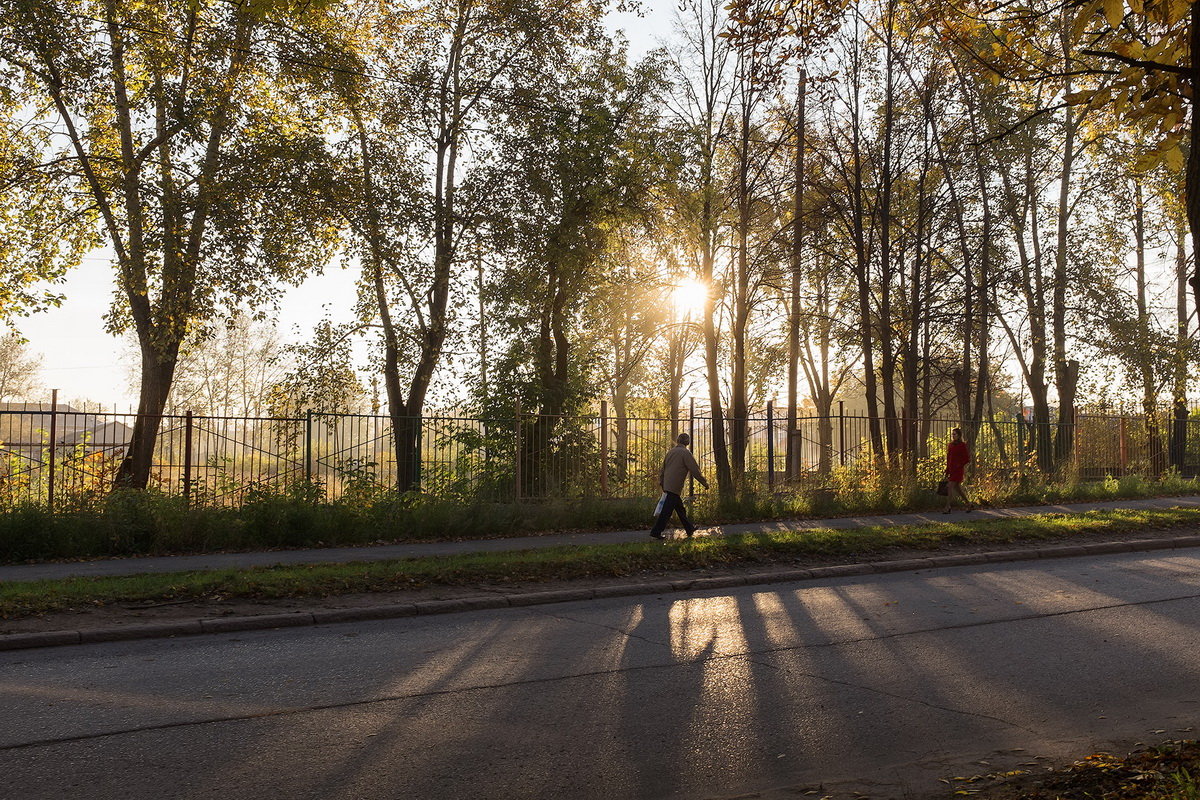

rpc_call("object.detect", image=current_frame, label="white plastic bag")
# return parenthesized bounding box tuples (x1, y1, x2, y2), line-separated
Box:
(652, 492, 668, 518)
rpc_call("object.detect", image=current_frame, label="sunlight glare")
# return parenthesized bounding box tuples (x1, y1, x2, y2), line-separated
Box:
(671, 279, 708, 319)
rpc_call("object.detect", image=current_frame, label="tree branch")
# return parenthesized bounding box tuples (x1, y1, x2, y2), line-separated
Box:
(1080, 48, 1194, 76)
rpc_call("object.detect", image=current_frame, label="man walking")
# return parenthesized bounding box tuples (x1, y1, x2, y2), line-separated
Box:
(650, 433, 709, 539)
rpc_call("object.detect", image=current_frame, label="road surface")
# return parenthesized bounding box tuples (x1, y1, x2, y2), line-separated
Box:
(2, 547, 1198, 799)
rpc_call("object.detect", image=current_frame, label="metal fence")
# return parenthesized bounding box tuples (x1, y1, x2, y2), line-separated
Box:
(1, 403, 1198, 509)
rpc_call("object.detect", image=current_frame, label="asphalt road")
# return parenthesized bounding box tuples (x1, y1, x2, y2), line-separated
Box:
(2, 548, 1199, 799)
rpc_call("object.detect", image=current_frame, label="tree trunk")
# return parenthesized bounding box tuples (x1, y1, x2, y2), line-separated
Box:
(1052, 65, 1078, 469)
(1171, 224, 1190, 474)
(614, 390, 630, 484)
(1133, 183, 1164, 475)
(115, 348, 180, 489)
(901, 104, 930, 476)
(703, 258, 734, 499)
(110, 9, 253, 489)
(1189, 1, 1200, 317)
(877, 0, 900, 462)
(972, 171, 994, 434)
(668, 339, 683, 441)
(729, 71, 753, 483)
(848, 48, 883, 461)
(1028, 380, 1054, 474)
(786, 68, 806, 482)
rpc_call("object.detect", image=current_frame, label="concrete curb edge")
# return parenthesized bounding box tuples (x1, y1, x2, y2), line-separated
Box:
(4, 534, 1200, 653)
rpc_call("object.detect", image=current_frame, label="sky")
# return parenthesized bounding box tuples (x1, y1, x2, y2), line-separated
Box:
(12, 4, 675, 409)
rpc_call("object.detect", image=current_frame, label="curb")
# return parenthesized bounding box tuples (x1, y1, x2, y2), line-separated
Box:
(3, 533, 1200, 653)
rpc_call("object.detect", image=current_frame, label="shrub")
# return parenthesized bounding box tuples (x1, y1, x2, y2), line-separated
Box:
(0, 470, 1198, 563)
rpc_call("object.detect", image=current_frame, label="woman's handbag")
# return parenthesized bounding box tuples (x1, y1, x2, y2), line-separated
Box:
(935, 479, 948, 496)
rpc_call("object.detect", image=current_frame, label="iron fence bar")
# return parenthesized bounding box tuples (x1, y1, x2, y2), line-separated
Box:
(305, 411, 313, 483)
(688, 398, 695, 498)
(838, 401, 846, 467)
(514, 399, 522, 502)
(183, 410, 193, 506)
(766, 401, 775, 490)
(600, 401, 608, 497)
(47, 389, 57, 511)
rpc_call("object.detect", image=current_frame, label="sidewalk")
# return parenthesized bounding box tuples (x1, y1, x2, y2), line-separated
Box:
(3, 494, 1198, 583)
(3, 494, 1200, 652)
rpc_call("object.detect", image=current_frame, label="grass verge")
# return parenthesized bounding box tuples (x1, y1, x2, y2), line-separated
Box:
(2, 506, 1199, 620)
(3, 473, 1199, 562)
(947, 739, 1200, 798)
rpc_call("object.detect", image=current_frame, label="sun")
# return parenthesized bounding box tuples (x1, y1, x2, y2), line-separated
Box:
(670, 279, 708, 319)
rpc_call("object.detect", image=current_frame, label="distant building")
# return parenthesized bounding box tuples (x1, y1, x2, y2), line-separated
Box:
(0, 404, 133, 458)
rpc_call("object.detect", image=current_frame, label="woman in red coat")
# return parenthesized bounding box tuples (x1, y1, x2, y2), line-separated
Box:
(944, 427, 975, 513)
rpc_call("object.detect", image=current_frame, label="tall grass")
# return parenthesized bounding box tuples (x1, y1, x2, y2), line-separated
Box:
(0, 470, 1197, 563)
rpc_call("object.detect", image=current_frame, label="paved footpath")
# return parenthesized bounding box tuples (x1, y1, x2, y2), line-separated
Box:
(2, 495, 1198, 583)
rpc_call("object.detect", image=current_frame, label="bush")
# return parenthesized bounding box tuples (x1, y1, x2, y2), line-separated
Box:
(0, 470, 1197, 563)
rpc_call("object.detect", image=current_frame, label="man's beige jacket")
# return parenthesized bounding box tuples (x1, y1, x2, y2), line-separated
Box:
(659, 445, 704, 495)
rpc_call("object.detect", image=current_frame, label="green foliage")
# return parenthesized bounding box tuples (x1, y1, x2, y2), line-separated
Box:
(0, 103, 93, 320)
(0, 0, 345, 487)
(0, 484, 658, 562)
(1, 467, 1197, 564)
(480, 39, 671, 421)
(265, 320, 369, 421)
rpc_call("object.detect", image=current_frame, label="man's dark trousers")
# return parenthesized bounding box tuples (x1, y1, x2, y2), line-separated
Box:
(650, 491, 695, 538)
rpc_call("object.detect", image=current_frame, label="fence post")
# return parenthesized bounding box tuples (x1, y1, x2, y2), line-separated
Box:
(599, 400, 609, 497)
(838, 400, 846, 467)
(413, 414, 424, 492)
(514, 398, 522, 501)
(183, 410, 193, 506)
(688, 397, 695, 498)
(766, 400, 775, 491)
(1119, 415, 1128, 475)
(1071, 406, 1079, 476)
(305, 410, 313, 482)
(47, 388, 57, 511)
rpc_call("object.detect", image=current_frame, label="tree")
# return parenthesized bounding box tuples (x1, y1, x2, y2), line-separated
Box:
(168, 316, 285, 417)
(664, 0, 738, 499)
(0, 334, 40, 401)
(326, 0, 605, 491)
(938, 5, 1103, 472)
(593, 232, 676, 482)
(728, 0, 848, 481)
(487, 41, 668, 496)
(265, 321, 367, 420)
(1064, 0, 1200, 315)
(0, 89, 92, 321)
(726, 7, 789, 482)
(948, 0, 1200, 370)
(0, 0, 342, 488)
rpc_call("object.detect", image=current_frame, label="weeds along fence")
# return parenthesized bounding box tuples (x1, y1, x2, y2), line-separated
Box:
(0, 403, 1198, 509)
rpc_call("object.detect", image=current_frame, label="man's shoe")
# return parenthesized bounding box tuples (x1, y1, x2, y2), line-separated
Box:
(649, 531, 665, 539)
(685, 529, 696, 538)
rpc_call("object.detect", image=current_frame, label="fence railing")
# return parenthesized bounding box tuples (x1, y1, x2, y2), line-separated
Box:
(0, 404, 1197, 508)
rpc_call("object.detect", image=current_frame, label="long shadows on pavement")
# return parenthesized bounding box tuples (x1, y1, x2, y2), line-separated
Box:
(1, 549, 1200, 798)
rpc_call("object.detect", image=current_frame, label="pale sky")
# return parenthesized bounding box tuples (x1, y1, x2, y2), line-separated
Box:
(13, 5, 674, 408)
